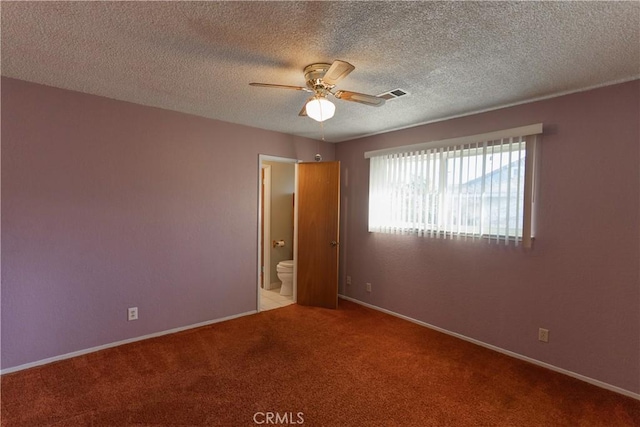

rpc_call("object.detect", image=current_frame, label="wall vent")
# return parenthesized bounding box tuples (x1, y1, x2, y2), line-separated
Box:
(378, 88, 409, 101)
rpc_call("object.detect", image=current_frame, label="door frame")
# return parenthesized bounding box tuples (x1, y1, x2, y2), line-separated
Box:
(261, 164, 272, 290)
(257, 155, 300, 312)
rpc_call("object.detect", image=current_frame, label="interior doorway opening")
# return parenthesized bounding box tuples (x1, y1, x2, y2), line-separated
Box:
(258, 155, 298, 312)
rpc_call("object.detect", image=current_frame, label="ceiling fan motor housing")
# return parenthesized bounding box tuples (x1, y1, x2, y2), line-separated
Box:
(304, 63, 335, 94)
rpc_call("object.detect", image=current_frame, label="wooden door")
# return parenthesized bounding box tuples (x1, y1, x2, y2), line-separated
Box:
(296, 162, 340, 309)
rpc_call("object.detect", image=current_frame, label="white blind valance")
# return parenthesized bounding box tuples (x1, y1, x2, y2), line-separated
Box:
(367, 125, 542, 248)
(364, 124, 542, 159)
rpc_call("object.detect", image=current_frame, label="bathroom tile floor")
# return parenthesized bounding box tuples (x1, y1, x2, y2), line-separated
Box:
(260, 287, 294, 311)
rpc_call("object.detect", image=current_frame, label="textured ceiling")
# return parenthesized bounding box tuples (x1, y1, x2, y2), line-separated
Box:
(2, 1, 639, 142)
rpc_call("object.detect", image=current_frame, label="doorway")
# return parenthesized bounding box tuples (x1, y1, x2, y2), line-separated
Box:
(258, 155, 297, 312)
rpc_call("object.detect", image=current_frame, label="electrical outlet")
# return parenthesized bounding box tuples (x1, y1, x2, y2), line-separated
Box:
(346, 276, 352, 285)
(538, 328, 549, 343)
(128, 307, 138, 321)
(366, 282, 372, 292)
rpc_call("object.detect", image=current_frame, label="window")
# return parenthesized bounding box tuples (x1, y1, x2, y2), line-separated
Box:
(366, 125, 541, 247)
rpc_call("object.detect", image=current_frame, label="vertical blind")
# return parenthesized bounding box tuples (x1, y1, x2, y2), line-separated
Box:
(366, 125, 541, 247)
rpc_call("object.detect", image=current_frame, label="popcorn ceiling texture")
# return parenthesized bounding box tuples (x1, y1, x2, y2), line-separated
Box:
(2, 1, 639, 142)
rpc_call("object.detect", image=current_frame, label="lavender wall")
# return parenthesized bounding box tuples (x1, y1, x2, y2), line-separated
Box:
(336, 80, 640, 394)
(1, 77, 334, 369)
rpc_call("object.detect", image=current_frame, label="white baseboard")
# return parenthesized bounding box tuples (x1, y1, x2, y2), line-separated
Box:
(0, 310, 257, 375)
(338, 295, 640, 401)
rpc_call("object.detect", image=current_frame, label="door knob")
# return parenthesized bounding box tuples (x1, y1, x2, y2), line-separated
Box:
(330, 241, 339, 247)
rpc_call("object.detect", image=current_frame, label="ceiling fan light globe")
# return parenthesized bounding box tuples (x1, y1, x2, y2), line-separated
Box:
(306, 97, 335, 122)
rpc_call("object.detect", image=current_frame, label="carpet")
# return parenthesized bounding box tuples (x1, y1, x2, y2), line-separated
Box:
(1, 300, 638, 426)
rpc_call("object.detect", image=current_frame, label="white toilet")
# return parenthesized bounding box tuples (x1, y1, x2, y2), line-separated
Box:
(276, 260, 294, 296)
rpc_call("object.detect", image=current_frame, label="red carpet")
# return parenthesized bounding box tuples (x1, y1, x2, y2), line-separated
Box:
(1, 300, 638, 426)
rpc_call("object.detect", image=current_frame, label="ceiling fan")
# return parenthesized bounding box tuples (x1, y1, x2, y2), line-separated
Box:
(249, 60, 385, 122)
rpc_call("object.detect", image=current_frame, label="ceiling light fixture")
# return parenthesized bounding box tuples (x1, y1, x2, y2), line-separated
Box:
(305, 96, 335, 122)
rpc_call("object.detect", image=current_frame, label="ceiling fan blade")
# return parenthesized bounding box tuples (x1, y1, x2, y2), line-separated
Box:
(298, 103, 307, 117)
(249, 83, 312, 92)
(322, 60, 355, 85)
(334, 90, 385, 107)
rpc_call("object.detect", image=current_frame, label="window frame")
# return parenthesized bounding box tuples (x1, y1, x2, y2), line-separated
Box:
(365, 125, 542, 248)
